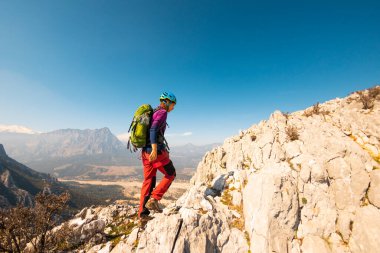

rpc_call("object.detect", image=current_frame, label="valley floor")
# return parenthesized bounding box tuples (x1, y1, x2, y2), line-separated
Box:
(59, 179, 190, 206)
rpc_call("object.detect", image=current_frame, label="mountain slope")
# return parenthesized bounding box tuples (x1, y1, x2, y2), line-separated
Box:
(0, 144, 60, 207)
(63, 86, 380, 253)
(0, 144, 125, 210)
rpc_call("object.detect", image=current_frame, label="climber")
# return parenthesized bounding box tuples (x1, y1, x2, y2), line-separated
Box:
(138, 92, 177, 220)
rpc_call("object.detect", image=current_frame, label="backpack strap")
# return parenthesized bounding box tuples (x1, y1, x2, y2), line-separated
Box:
(158, 122, 170, 151)
(127, 119, 138, 152)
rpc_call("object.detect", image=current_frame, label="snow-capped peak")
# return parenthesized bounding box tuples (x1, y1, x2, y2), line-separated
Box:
(0, 124, 40, 134)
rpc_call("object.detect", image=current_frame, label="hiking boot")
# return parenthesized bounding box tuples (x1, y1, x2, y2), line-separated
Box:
(138, 214, 154, 228)
(146, 198, 163, 213)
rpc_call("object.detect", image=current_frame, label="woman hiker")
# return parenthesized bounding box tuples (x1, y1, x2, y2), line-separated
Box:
(139, 92, 177, 220)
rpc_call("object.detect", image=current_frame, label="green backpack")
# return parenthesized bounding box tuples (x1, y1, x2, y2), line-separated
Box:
(127, 104, 153, 151)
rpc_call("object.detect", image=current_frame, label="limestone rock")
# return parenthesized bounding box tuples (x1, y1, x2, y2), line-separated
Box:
(231, 190, 242, 206)
(301, 235, 331, 253)
(336, 210, 354, 242)
(221, 228, 249, 253)
(368, 169, 380, 208)
(349, 205, 380, 253)
(243, 164, 299, 253)
(110, 241, 130, 253)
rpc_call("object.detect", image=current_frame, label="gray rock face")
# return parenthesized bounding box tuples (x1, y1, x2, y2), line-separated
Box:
(243, 164, 299, 253)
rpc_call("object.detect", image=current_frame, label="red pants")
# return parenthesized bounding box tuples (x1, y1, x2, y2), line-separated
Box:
(139, 150, 176, 217)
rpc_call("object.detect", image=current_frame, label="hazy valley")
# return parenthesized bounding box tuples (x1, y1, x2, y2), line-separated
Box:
(0, 128, 219, 181)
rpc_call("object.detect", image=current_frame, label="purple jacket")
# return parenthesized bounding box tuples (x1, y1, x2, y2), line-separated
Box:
(143, 107, 167, 152)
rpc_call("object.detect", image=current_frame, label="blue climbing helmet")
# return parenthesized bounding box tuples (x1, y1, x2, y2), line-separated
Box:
(159, 91, 177, 104)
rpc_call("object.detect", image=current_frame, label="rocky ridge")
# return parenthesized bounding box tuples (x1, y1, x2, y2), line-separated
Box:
(0, 144, 48, 208)
(48, 87, 380, 253)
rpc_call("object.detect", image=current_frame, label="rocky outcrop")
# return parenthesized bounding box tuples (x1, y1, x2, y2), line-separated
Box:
(23, 203, 138, 253)
(368, 169, 380, 208)
(0, 144, 6, 157)
(243, 164, 299, 252)
(140, 86, 379, 253)
(49, 87, 380, 252)
(0, 146, 39, 207)
(0, 145, 89, 209)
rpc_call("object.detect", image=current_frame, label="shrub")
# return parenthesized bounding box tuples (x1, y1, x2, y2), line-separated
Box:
(368, 86, 380, 100)
(282, 111, 290, 120)
(0, 192, 71, 253)
(303, 103, 322, 117)
(312, 102, 320, 114)
(358, 91, 375, 109)
(303, 109, 313, 117)
(303, 102, 332, 118)
(286, 125, 299, 141)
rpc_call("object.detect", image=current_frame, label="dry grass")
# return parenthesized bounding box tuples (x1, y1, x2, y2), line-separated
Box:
(220, 188, 233, 206)
(312, 102, 321, 114)
(282, 111, 291, 120)
(245, 231, 251, 248)
(368, 86, 380, 100)
(303, 109, 313, 117)
(221, 188, 245, 231)
(358, 91, 375, 109)
(303, 102, 330, 117)
(231, 218, 245, 230)
(242, 155, 252, 170)
(286, 125, 299, 141)
(355, 86, 380, 109)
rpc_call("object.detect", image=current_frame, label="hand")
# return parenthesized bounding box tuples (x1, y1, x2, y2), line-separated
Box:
(149, 150, 157, 162)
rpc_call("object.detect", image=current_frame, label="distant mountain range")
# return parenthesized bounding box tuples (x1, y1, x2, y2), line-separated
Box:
(0, 126, 220, 180)
(0, 127, 125, 160)
(0, 144, 125, 210)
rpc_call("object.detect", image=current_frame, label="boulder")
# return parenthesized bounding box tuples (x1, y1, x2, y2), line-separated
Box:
(349, 205, 380, 253)
(368, 169, 380, 208)
(243, 164, 299, 253)
(301, 235, 331, 253)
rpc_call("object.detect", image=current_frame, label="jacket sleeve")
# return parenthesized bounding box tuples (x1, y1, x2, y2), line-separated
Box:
(150, 109, 167, 144)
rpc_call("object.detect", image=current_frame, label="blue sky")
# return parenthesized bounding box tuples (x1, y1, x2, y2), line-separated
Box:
(0, 0, 379, 146)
